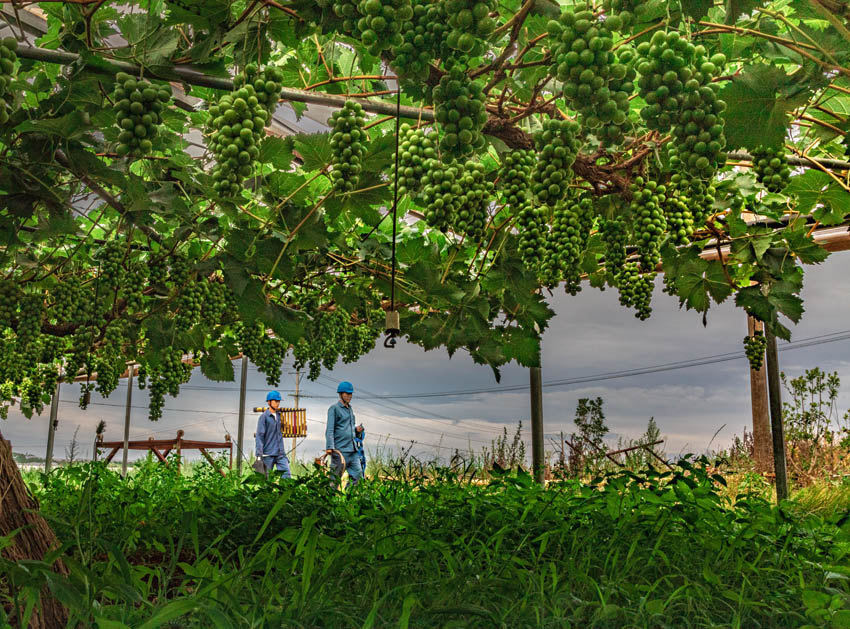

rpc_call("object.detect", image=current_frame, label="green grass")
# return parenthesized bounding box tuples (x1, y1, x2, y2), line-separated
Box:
(4, 458, 850, 628)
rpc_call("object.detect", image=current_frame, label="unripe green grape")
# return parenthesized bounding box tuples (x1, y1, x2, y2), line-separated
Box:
(616, 261, 653, 320)
(750, 145, 791, 193)
(329, 101, 366, 194)
(743, 331, 767, 371)
(111, 73, 170, 158)
(433, 67, 487, 158)
(0, 37, 19, 125)
(392, 123, 437, 196)
(531, 118, 581, 206)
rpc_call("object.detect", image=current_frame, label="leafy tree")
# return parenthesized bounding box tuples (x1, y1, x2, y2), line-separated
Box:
(0, 0, 847, 425)
(781, 368, 843, 442)
(569, 396, 608, 474)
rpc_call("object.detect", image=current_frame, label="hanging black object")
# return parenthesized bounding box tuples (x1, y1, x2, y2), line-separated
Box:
(384, 85, 402, 349)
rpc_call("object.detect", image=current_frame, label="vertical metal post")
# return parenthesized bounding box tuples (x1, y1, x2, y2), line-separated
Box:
(121, 364, 134, 477)
(747, 316, 772, 473)
(764, 326, 789, 501)
(236, 356, 248, 474)
(292, 369, 301, 463)
(44, 382, 60, 473)
(530, 366, 544, 486)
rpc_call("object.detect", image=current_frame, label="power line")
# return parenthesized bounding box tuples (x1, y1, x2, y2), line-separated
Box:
(325, 328, 850, 399)
(313, 375, 502, 442)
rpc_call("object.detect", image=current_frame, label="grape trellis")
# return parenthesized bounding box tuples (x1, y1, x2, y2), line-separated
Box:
(0, 0, 849, 420)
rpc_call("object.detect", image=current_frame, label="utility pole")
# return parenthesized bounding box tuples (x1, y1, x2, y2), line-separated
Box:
(530, 366, 544, 486)
(121, 364, 134, 477)
(764, 326, 789, 501)
(44, 382, 60, 473)
(292, 369, 301, 463)
(747, 316, 772, 473)
(236, 356, 248, 474)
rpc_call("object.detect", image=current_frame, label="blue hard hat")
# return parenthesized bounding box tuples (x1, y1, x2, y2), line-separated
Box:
(337, 381, 354, 394)
(266, 391, 282, 402)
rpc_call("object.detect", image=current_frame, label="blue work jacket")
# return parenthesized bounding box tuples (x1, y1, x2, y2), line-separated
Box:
(255, 409, 285, 457)
(326, 401, 356, 453)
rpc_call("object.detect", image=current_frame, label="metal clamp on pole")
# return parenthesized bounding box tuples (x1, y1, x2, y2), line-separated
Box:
(384, 310, 400, 348)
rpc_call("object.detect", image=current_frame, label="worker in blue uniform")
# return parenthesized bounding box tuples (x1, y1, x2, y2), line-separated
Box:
(325, 381, 362, 489)
(256, 391, 291, 478)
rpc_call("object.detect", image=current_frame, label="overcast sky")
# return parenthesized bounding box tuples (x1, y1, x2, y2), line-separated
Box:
(4, 251, 849, 467)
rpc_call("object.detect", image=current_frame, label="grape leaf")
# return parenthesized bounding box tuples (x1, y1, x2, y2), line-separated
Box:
(200, 347, 235, 382)
(294, 132, 332, 171)
(785, 170, 849, 223)
(720, 65, 811, 150)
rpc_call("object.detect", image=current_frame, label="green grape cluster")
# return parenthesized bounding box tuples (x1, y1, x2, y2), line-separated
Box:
(148, 259, 169, 288)
(0, 37, 18, 125)
(661, 270, 677, 296)
(174, 278, 207, 331)
(667, 93, 727, 179)
(681, 176, 716, 228)
(630, 177, 666, 271)
(498, 150, 534, 213)
(599, 214, 629, 278)
(138, 350, 192, 421)
(541, 197, 594, 293)
(516, 204, 548, 270)
(636, 32, 723, 132)
(661, 182, 695, 246)
(750, 145, 791, 193)
(744, 331, 767, 371)
(616, 261, 653, 320)
(329, 101, 366, 193)
(203, 281, 234, 324)
(342, 322, 379, 363)
(64, 325, 95, 386)
(531, 119, 581, 206)
(420, 158, 461, 232)
(168, 254, 190, 287)
(112, 72, 171, 159)
(237, 321, 288, 385)
(0, 281, 21, 326)
(124, 265, 147, 313)
(334, 0, 412, 55)
(599, 46, 637, 145)
(445, 0, 496, 55)
(12, 295, 43, 357)
(393, 124, 436, 197)
(94, 322, 125, 398)
(433, 67, 488, 158)
(317, 309, 349, 370)
(547, 7, 632, 144)
(602, 0, 636, 28)
(453, 160, 493, 241)
(391, 0, 447, 82)
(52, 275, 88, 324)
(207, 64, 282, 198)
(96, 242, 125, 289)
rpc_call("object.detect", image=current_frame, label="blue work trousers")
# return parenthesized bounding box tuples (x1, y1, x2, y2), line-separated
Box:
(330, 451, 362, 490)
(264, 454, 291, 478)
